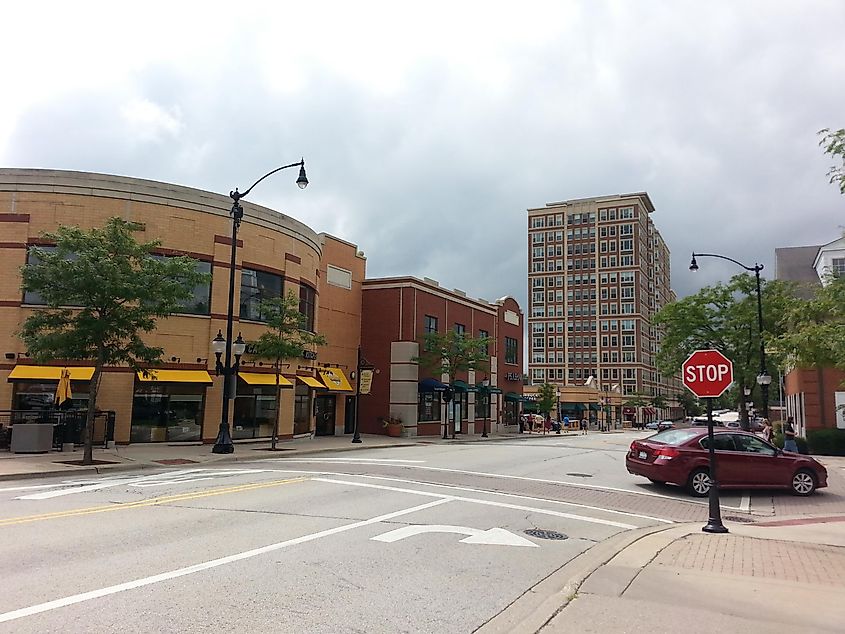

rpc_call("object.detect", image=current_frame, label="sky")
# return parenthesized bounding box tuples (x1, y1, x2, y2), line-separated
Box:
(2, 1, 844, 312)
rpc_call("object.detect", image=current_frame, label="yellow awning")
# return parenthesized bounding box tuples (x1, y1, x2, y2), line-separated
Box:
(319, 368, 353, 392)
(136, 370, 213, 383)
(297, 376, 326, 389)
(8, 366, 95, 381)
(239, 372, 293, 387)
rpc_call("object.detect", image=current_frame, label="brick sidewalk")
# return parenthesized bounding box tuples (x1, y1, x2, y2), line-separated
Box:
(653, 533, 845, 586)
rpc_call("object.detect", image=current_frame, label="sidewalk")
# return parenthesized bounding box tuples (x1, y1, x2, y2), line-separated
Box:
(482, 518, 845, 634)
(0, 428, 551, 481)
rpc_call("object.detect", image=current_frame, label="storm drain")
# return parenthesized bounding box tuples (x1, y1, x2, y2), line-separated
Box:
(524, 529, 568, 540)
(723, 515, 756, 524)
(565, 472, 593, 478)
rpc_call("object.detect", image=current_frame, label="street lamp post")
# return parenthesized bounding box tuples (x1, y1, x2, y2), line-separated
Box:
(211, 160, 308, 454)
(351, 347, 377, 444)
(690, 252, 772, 425)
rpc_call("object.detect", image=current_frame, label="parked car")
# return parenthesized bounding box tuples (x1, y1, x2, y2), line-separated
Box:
(645, 420, 674, 431)
(690, 418, 724, 427)
(625, 428, 827, 496)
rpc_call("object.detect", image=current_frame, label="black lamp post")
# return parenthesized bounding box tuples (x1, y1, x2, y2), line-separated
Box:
(351, 347, 377, 444)
(211, 160, 308, 454)
(690, 252, 772, 425)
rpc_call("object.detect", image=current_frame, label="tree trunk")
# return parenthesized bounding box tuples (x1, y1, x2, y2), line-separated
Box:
(272, 358, 282, 450)
(82, 362, 103, 465)
(739, 388, 750, 431)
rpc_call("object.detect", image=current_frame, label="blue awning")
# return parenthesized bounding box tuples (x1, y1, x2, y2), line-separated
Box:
(419, 377, 447, 392)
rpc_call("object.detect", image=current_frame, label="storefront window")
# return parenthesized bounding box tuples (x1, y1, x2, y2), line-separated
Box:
(233, 384, 277, 439)
(418, 392, 441, 422)
(131, 383, 205, 442)
(474, 393, 490, 419)
(293, 384, 311, 435)
(459, 392, 469, 420)
(13, 381, 89, 411)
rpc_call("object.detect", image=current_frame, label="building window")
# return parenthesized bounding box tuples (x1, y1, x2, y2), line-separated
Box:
(299, 284, 317, 332)
(505, 337, 518, 364)
(240, 269, 283, 322)
(418, 391, 442, 422)
(425, 315, 438, 334)
(454, 323, 466, 336)
(832, 258, 845, 277)
(479, 329, 489, 354)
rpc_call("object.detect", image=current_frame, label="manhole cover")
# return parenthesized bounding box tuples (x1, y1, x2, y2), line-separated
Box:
(153, 459, 199, 465)
(524, 529, 568, 540)
(565, 472, 593, 478)
(723, 515, 756, 524)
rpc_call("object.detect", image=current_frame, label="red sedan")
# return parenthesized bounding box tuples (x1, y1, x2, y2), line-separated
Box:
(626, 428, 828, 496)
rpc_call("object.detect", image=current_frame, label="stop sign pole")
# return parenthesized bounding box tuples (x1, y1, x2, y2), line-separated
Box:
(683, 349, 733, 535)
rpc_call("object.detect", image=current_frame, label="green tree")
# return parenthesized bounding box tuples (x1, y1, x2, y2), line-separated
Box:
(536, 383, 557, 419)
(676, 391, 702, 418)
(250, 292, 326, 449)
(652, 274, 796, 428)
(19, 218, 207, 464)
(775, 274, 845, 373)
(415, 330, 490, 386)
(651, 394, 668, 418)
(819, 127, 845, 194)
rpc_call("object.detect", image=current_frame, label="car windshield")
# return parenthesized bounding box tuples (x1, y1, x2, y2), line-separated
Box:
(646, 428, 700, 445)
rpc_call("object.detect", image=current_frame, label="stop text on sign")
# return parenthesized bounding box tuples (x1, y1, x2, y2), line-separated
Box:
(681, 349, 734, 398)
(684, 363, 731, 384)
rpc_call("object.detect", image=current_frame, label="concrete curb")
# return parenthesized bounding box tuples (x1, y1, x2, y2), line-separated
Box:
(476, 523, 680, 634)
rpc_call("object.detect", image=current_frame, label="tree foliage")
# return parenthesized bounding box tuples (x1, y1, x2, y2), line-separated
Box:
(415, 330, 490, 385)
(676, 391, 702, 417)
(249, 292, 326, 448)
(652, 273, 797, 424)
(536, 382, 557, 416)
(19, 217, 208, 463)
(819, 127, 845, 194)
(775, 274, 845, 371)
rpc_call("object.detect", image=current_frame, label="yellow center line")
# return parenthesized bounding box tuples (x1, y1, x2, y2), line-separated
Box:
(0, 477, 309, 527)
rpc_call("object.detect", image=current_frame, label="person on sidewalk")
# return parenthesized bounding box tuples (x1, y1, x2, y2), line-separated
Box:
(580, 418, 588, 435)
(783, 416, 799, 453)
(761, 418, 773, 443)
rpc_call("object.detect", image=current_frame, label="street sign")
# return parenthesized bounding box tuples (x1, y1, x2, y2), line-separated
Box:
(359, 369, 373, 395)
(682, 349, 734, 398)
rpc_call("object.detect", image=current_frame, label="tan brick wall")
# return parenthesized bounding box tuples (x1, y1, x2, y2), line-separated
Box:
(0, 169, 352, 443)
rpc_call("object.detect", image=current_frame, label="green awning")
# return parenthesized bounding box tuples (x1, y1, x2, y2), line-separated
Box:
(504, 392, 522, 402)
(475, 383, 503, 394)
(453, 380, 478, 392)
(589, 403, 601, 411)
(523, 401, 540, 412)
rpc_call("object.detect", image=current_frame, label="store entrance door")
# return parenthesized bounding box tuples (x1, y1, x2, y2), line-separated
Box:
(314, 396, 336, 436)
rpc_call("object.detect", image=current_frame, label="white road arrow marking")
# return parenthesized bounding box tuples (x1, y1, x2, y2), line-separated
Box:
(372, 524, 538, 547)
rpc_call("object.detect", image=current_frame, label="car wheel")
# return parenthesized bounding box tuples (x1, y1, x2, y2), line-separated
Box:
(791, 469, 817, 496)
(687, 468, 712, 497)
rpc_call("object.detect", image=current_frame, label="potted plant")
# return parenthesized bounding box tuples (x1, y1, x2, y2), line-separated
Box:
(382, 416, 403, 437)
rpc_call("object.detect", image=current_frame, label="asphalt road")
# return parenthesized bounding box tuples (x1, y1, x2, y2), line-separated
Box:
(0, 432, 801, 632)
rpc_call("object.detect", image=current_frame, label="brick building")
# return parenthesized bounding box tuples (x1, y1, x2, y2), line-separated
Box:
(776, 236, 845, 436)
(526, 193, 680, 424)
(358, 277, 523, 437)
(0, 168, 362, 444)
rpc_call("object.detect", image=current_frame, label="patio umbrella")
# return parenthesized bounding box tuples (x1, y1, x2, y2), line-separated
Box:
(55, 368, 73, 409)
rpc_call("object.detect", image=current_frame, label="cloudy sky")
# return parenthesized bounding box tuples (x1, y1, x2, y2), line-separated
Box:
(2, 1, 843, 310)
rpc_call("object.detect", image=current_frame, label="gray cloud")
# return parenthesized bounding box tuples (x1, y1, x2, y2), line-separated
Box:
(3, 1, 845, 314)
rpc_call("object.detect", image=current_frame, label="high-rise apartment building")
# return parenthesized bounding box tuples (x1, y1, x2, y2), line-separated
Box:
(527, 193, 678, 417)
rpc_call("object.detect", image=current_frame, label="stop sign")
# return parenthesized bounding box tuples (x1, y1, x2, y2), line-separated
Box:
(682, 349, 734, 398)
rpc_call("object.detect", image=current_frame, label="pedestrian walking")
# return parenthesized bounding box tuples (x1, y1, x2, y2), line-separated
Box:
(783, 416, 799, 453)
(761, 418, 773, 443)
(580, 418, 588, 435)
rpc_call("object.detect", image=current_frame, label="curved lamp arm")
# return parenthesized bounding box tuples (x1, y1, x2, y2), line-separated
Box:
(690, 252, 763, 273)
(231, 159, 307, 203)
